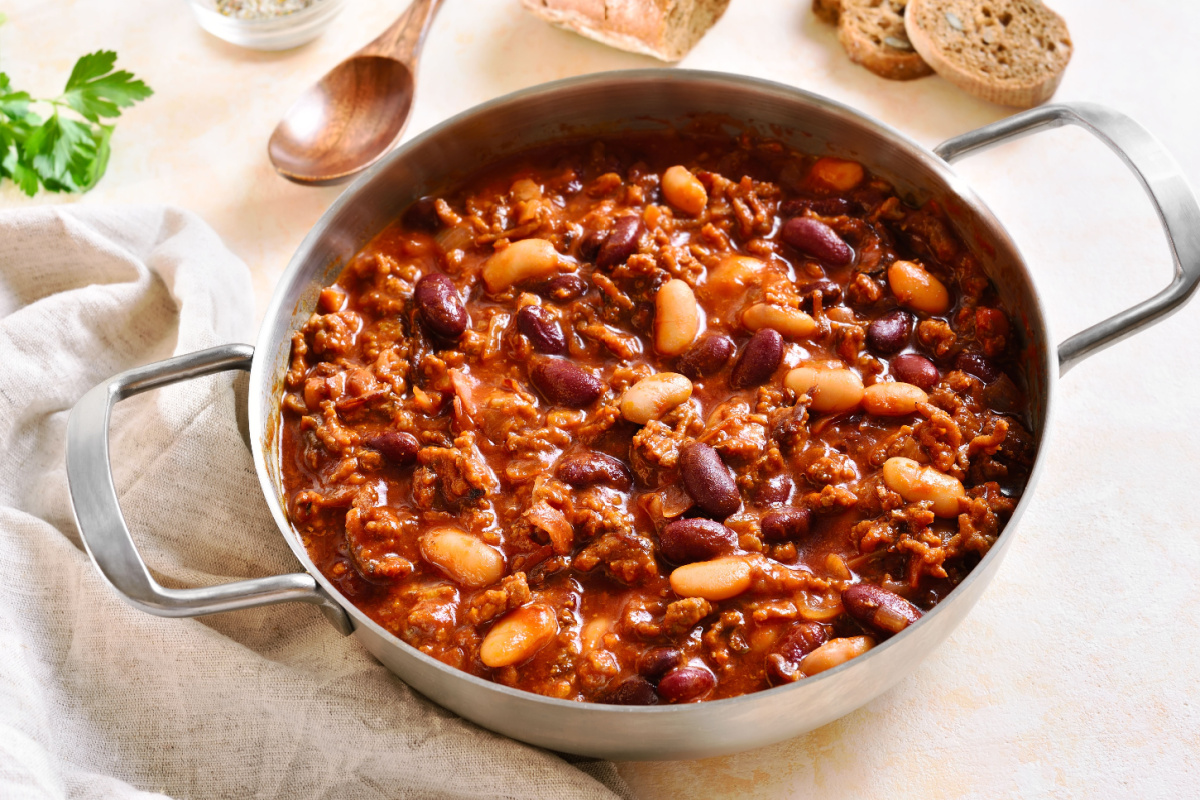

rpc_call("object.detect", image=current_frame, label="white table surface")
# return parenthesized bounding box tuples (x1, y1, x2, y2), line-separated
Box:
(4, 1, 1199, 796)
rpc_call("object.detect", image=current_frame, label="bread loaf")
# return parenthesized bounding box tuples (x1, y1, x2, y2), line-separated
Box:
(812, 0, 842, 25)
(521, 0, 731, 62)
(837, 0, 933, 81)
(904, 0, 1072, 107)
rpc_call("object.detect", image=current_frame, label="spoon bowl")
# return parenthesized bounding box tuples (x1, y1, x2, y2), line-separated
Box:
(269, 56, 415, 185)
(269, 0, 442, 186)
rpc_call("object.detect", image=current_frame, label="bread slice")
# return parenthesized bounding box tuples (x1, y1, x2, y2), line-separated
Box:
(521, 0, 731, 62)
(904, 0, 1072, 107)
(813, 0, 842, 25)
(837, 0, 934, 81)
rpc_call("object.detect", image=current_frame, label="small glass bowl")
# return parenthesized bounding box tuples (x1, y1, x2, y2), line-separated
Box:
(187, 0, 347, 51)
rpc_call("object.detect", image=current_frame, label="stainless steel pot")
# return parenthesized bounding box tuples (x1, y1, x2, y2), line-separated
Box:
(66, 71, 1200, 760)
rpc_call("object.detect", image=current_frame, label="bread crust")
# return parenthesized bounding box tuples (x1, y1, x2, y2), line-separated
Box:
(837, 0, 933, 81)
(812, 0, 842, 25)
(521, 0, 732, 62)
(904, 0, 1072, 107)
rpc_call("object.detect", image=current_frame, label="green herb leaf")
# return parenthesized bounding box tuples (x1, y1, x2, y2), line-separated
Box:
(69, 123, 113, 191)
(60, 50, 153, 123)
(0, 73, 33, 119)
(0, 49, 151, 195)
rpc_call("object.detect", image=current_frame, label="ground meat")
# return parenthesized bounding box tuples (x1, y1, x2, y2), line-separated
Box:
(629, 404, 701, 487)
(465, 573, 532, 626)
(573, 531, 659, 585)
(917, 319, 958, 359)
(525, 501, 575, 555)
(415, 432, 496, 508)
(405, 585, 460, 644)
(846, 272, 883, 305)
(344, 502, 415, 583)
(663, 597, 713, 639)
(303, 310, 361, 357)
(699, 400, 768, 464)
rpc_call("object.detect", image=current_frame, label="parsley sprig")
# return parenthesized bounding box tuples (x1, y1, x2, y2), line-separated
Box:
(0, 50, 152, 196)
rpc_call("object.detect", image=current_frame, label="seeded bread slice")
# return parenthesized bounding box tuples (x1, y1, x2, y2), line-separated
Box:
(813, 0, 842, 25)
(837, 0, 934, 81)
(904, 0, 1072, 107)
(521, 0, 731, 62)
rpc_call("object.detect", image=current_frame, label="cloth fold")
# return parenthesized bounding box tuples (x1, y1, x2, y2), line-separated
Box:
(0, 206, 625, 800)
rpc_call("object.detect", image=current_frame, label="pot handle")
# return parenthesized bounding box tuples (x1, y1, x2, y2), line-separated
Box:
(934, 102, 1200, 375)
(65, 343, 354, 635)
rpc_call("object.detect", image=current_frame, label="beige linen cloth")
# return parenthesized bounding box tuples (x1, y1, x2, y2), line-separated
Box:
(0, 206, 628, 800)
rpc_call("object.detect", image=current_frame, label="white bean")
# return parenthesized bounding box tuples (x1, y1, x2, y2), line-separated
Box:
(662, 165, 707, 216)
(799, 635, 875, 675)
(480, 603, 559, 668)
(482, 238, 564, 293)
(419, 527, 505, 588)
(881, 457, 966, 517)
(654, 279, 700, 356)
(705, 255, 767, 295)
(888, 260, 950, 315)
(620, 372, 693, 425)
(742, 303, 817, 339)
(785, 366, 864, 413)
(669, 557, 752, 601)
(862, 382, 928, 416)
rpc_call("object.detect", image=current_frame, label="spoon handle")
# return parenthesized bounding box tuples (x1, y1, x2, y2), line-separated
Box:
(361, 0, 445, 65)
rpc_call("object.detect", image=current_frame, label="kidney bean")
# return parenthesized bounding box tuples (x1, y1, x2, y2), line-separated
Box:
(676, 334, 735, 380)
(596, 215, 644, 269)
(753, 474, 793, 506)
(842, 583, 922, 637)
(578, 228, 607, 261)
(730, 328, 784, 389)
(414, 274, 469, 339)
(363, 431, 419, 466)
(541, 273, 589, 302)
(556, 451, 633, 491)
(657, 665, 716, 703)
(761, 508, 812, 541)
(516, 305, 567, 354)
(637, 647, 683, 680)
(866, 309, 913, 355)
(403, 196, 441, 231)
(679, 442, 741, 519)
(781, 622, 829, 661)
(660, 518, 738, 564)
(780, 217, 853, 266)
(797, 279, 844, 308)
(599, 676, 658, 705)
(767, 621, 829, 682)
(956, 352, 1000, 384)
(889, 353, 939, 390)
(530, 358, 603, 407)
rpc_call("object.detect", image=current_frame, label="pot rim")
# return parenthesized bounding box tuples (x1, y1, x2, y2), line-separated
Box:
(249, 68, 1057, 716)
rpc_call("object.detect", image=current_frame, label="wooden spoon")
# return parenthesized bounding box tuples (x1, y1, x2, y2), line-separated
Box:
(268, 0, 444, 186)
